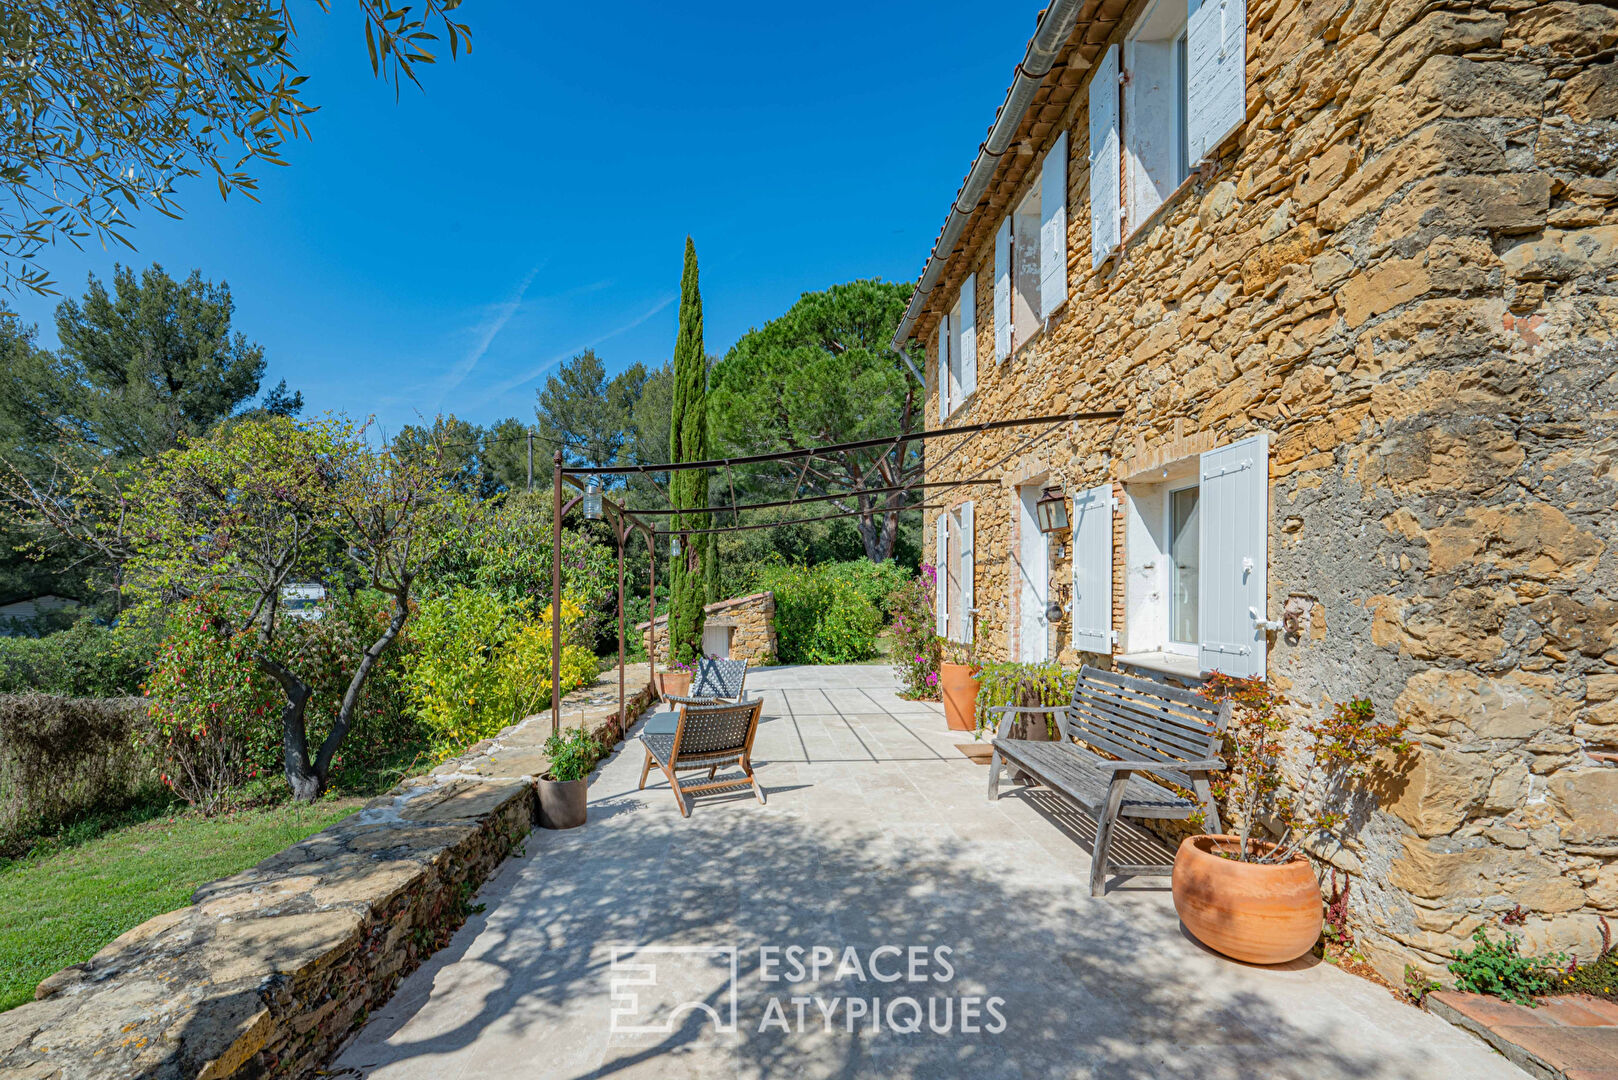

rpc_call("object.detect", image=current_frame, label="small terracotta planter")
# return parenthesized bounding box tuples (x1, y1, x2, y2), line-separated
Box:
(654, 669, 692, 700)
(1172, 834, 1322, 965)
(536, 776, 588, 829)
(940, 662, 981, 732)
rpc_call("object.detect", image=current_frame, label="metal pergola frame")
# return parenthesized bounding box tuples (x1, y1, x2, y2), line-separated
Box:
(546, 410, 1123, 735)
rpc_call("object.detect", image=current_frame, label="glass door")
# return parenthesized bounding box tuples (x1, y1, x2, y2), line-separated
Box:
(1169, 485, 1200, 650)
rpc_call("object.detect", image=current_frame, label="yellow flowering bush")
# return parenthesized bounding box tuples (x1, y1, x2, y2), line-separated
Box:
(404, 589, 599, 760)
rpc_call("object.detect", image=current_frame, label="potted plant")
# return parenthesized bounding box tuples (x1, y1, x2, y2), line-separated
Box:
(1172, 676, 1409, 965)
(938, 637, 980, 732)
(654, 658, 692, 701)
(974, 660, 1075, 740)
(537, 725, 602, 829)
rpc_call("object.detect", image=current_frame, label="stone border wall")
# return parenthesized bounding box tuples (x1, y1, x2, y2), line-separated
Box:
(0, 668, 655, 1080)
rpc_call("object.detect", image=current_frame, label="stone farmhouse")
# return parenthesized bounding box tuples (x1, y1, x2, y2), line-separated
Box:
(897, 0, 1618, 981)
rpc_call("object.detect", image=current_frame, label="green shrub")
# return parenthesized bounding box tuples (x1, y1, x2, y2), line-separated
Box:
(403, 589, 599, 760)
(542, 725, 603, 782)
(1449, 928, 1564, 1006)
(0, 694, 158, 856)
(973, 660, 1077, 737)
(757, 561, 891, 664)
(0, 618, 156, 698)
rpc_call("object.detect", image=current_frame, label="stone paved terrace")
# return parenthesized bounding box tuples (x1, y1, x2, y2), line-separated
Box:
(334, 664, 1530, 1080)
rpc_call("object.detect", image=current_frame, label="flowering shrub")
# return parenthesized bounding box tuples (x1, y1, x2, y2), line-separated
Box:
(887, 564, 940, 699)
(141, 600, 279, 812)
(404, 589, 599, 760)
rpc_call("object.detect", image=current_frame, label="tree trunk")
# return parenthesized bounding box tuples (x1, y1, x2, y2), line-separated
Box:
(259, 656, 321, 801)
(857, 509, 899, 563)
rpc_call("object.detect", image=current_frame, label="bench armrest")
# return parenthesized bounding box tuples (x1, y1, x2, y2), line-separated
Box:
(989, 703, 1071, 740)
(1096, 757, 1225, 774)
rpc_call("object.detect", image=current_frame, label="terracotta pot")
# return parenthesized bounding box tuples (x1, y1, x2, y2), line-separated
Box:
(940, 662, 981, 732)
(654, 669, 692, 700)
(537, 776, 588, 830)
(1172, 834, 1323, 965)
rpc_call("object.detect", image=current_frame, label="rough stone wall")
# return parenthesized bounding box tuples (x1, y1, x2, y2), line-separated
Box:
(641, 591, 778, 665)
(0, 671, 656, 1080)
(919, 0, 1618, 984)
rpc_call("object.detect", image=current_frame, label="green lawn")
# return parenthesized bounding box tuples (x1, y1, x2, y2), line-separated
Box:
(0, 799, 360, 1012)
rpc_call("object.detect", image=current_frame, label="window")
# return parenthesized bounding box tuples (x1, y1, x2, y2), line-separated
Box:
(935, 503, 976, 643)
(1089, 0, 1248, 264)
(1169, 485, 1200, 646)
(994, 134, 1068, 359)
(1125, 0, 1193, 234)
(937, 276, 977, 418)
(1012, 186, 1041, 348)
(1113, 433, 1270, 679)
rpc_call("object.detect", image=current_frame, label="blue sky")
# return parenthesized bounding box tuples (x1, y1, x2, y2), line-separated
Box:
(7, 1, 1040, 437)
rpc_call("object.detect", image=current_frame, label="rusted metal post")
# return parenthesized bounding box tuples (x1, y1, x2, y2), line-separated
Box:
(550, 449, 564, 736)
(615, 515, 626, 735)
(646, 531, 657, 692)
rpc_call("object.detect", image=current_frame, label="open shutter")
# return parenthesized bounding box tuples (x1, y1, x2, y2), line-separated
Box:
(936, 314, 951, 420)
(1039, 131, 1069, 319)
(1088, 46, 1121, 269)
(1187, 0, 1248, 163)
(994, 219, 1012, 360)
(959, 502, 975, 644)
(935, 514, 949, 636)
(1198, 433, 1269, 679)
(958, 274, 977, 399)
(1070, 484, 1114, 654)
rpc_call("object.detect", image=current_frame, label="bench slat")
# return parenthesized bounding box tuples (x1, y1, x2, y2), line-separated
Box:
(992, 739, 1196, 818)
(1079, 665, 1218, 712)
(1079, 678, 1224, 737)
(1070, 692, 1219, 760)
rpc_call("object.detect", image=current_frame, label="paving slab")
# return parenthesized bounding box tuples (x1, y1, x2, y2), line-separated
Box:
(334, 664, 1529, 1080)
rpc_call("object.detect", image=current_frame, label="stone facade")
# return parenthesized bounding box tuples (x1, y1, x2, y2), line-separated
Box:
(0, 670, 656, 1080)
(908, 0, 1618, 984)
(639, 591, 778, 665)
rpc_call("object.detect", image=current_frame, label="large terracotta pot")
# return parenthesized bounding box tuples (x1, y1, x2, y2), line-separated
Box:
(1172, 834, 1323, 965)
(940, 662, 981, 732)
(654, 669, 692, 700)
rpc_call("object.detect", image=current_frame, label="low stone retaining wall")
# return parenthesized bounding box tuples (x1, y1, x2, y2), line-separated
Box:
(0, 666, 654, 1080)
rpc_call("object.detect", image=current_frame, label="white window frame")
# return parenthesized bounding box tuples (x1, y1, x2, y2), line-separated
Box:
(1123, 0, 1193, 239)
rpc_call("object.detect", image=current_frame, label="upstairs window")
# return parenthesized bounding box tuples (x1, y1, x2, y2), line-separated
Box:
(1124, 0, 1193, 233)
(1090, 0, 1247, 265)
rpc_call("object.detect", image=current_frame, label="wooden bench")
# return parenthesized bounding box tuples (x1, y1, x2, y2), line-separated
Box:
(987, 665, 1231, 896)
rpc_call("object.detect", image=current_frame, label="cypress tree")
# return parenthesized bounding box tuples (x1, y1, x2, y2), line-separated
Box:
(668, 237, 713, 663)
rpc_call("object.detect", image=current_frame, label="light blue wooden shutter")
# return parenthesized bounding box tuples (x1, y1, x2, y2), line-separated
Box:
(959, 274, 977, 399)
(936, 314, 951, 420)
(1187, 0, 1247, 163)
(1197, 433, 1269, 678)
(1070, 484, 1113, 654)
(959, 502, 975, 644)
(1039, 131, 1069, 319)
(994, 219, 1012, 360)
(935, 514, 948, 636)
(1089, 46, 1121, 269)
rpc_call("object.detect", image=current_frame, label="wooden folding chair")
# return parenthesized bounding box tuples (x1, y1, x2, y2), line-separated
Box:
(638, 698, 765, 817)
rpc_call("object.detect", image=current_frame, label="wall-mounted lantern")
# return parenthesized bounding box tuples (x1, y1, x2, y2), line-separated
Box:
(582, 479, 604, 520)
(1035, 486, 1069, 533)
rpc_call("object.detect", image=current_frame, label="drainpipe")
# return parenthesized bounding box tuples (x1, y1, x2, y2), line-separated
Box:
(889, 0, 1086, 352)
